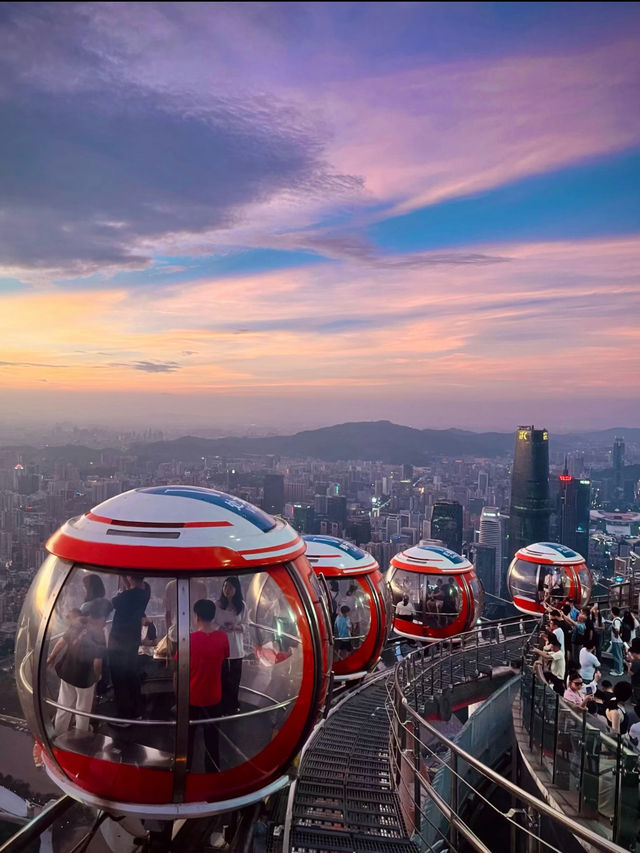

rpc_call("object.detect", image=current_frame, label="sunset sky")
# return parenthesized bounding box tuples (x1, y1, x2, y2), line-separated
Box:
(2, 2, 639, 433)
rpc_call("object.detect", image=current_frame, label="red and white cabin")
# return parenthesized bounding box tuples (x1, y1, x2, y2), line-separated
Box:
(15, 486, 332, 817)
(303, 535, 392, 681)
(387, 543, 484, 641)
(507, 541, 592, 615)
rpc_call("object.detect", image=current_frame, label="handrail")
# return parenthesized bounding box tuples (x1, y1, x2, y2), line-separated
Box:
(390, 618, 628, 853)
(0, 796, 76, 853)
(42, 691, 297, 727)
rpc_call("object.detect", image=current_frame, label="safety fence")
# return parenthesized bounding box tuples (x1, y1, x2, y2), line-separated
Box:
(520, 664, 639, 851)
(388, 618, 631, 853)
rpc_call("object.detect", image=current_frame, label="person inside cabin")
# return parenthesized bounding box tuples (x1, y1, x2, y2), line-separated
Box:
(109, 575, 150, 722)
(47, 607, 105, 734)
(395, 594, 416, 621)
(186, 599, 229, 772)
(335, 605, 353, 659)
(217, 576, 247, 716)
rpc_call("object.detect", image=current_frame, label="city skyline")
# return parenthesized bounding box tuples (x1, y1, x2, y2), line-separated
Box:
(2, 2, 640, 431)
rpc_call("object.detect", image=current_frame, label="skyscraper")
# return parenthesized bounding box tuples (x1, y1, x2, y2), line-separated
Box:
(263, 473, 285, 515)
(613, 436, 625, 490)
(477, 471, 489, 498)
(430, 500, 463, 553)
(558, 464, 590, 559)
(478, 507, 503, 596)
(473, 543, 498, 597)
(508, 426, 551, 558)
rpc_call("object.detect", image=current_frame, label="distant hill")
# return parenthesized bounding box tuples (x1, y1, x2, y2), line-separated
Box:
(130, 421, 512, 465)
(3, 422, 639, 468)
(131, 421, 640, 466)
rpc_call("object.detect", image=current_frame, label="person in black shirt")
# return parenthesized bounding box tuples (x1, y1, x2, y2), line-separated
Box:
(108, 576, 150, 721)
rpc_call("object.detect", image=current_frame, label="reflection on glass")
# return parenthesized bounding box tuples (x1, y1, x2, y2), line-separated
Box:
(390, 569, 463, 627)
(188, 571, 303, 774)
(15, 555, 71, 736)
(41, 568, 177, 770)
(25, 563, 307, 782)
(324, 578, 371, 659)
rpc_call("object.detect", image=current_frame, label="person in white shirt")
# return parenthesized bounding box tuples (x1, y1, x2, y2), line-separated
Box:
(609, 607, 625, 676)
(548, 617, 565, 654)
(217, 576, 247, 715)
(395, 595, 416, 620)
(533, 635, 565, 693)
(579, 638, 600, 682)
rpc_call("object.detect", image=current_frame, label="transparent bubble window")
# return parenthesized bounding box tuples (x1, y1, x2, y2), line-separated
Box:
(576, 566, 592, 606)
(187, 571, 303, 775)
(389, 569, 421, 621)
(390, 569, 463, 627)
(41, 568, 177, 770)
(32, 565, 305, 779)
(467, 575, 484, 625)
(16, 554, 72, 737)
(325, 577, 371, 654)
(509, 559, 543, 601)
(424, 575, 463, 627)
(374, 572, 393, 630)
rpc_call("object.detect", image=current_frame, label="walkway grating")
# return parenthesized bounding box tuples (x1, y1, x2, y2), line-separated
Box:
(290, 678, 418, 853)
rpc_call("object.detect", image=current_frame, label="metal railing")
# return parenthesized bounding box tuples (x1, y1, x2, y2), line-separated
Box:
(520, 664, 639, 851)
(395, 616, 538, 717)
(388, 617, 632, 853)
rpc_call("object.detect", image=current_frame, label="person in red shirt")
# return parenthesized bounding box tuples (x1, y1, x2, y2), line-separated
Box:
(188, 598, 229, 772)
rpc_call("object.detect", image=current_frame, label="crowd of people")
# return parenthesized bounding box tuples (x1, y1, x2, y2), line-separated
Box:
(532, 597, 640, 747)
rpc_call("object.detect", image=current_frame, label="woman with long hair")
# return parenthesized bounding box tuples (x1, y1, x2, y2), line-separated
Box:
(80, 573, 113, 621)
(217, 576, 246, 715)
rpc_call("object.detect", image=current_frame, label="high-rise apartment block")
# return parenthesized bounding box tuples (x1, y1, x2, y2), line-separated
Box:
(263, 474, 285, 515)
(613, 437, 625, 490)
(478, 507, 503, 596)
(558, 466, 590, 559)
(430, 500, 463, 553)
(508, 426, 551, 559)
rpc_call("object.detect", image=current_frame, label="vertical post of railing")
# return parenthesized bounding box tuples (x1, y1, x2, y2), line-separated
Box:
(476, 626, 480, 676)
(552, 692, 559, 785)
(420, 646, 425, 709)
(412, 722, 421, 836)
(449, 639, 454, 688)
(612, 734, 622, 844)
(539, 683, 545, 766)
(528, 671, 535, 752)
(396, 693, 407, 786)
(577, 708, 587, 814)
(449, 750, 459, 850)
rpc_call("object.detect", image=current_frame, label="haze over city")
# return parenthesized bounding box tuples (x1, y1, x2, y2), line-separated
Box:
(1, 2, 639, 433)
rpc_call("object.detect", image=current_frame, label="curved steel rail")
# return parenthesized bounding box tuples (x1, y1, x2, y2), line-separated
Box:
(389, 618, 629, 853)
